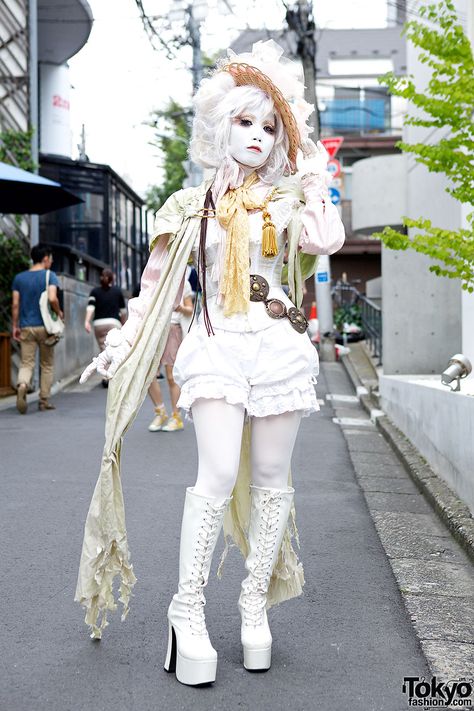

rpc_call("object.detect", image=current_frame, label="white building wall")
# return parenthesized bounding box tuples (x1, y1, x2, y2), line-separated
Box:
(352, 154, 406, 233)
(461, 0, 474, 368)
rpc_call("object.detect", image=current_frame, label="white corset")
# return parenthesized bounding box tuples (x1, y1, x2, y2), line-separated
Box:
(191, 196, 298, 333)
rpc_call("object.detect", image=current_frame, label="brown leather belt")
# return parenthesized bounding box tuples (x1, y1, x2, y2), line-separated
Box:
(249, 274, 308, 334)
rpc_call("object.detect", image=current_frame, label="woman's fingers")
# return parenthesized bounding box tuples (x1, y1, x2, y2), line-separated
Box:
(301, 138, 318, 158)
(79, 358, 99, 384)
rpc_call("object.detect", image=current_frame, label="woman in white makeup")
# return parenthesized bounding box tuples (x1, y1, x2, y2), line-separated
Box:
(76, 40, 345, 687)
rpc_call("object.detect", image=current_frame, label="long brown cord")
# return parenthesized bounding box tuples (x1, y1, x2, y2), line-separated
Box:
(188, 187, 215, 337)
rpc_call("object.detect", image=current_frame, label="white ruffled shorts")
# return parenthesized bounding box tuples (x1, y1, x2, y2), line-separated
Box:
(173, 319, 320, 418)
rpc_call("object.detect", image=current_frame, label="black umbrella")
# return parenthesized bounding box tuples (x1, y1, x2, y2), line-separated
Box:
(0, 161, 83, 215)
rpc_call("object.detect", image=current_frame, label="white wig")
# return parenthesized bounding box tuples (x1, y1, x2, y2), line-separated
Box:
(190, 72, 290, 185)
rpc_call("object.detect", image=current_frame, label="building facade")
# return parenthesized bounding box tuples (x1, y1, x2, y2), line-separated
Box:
(231, 13, 407, 297)
(351, 0, 474, 514)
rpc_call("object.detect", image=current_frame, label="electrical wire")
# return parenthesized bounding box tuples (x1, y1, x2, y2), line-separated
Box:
(386, 0, 467, 25)
(133, 0, 178, 59)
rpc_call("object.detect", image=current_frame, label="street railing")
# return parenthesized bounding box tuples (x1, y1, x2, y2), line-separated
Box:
(359, 295, 382, 364)
(332, 282, 383, 364)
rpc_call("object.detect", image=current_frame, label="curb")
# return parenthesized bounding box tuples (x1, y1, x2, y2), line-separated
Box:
(340, 349, 474, 567)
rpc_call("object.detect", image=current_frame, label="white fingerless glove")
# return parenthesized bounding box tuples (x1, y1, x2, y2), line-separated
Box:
(79, 328, 132, 384)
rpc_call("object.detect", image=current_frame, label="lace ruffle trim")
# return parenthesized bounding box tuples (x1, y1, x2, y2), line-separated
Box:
(177, 374, 319, 419)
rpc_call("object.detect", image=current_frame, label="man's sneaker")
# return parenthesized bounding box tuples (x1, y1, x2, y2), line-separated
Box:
(161, 412, 184, 432)
(148, 405, 168, 432)
(16, 383, 27, 414)
(38, 399, 56, 411)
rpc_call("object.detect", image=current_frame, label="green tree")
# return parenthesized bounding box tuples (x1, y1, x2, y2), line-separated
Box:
(375, 0, 474, 292)
(0, 128, 36, 172)
(145, 100, 191, 213)
(0, 128, 35, 331)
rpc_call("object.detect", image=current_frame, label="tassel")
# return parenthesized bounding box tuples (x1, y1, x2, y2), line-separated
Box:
(262, 210, 278, 257)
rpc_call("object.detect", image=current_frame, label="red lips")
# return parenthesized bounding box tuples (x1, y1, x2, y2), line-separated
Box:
(247, 145, 262, 153)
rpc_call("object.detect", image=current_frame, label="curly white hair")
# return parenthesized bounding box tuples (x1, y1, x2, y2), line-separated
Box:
(190, 72, 291, 184)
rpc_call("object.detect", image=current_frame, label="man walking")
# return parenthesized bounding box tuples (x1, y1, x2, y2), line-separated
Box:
(12, 243, 63, 413)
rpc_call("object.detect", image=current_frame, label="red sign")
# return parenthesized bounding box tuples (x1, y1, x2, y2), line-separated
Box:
(321, 136, 344, 159)
(327, 158, 341, 178)
(52, 94, 70, 111)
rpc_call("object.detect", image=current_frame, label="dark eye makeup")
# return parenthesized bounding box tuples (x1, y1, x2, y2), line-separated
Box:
(237, 117, 275, 134)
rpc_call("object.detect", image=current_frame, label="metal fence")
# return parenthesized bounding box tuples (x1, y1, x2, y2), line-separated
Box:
(332, 282, 383, 364)
(359, 295, 382, 364)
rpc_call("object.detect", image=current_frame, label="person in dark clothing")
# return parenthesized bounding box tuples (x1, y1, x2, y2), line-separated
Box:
(84, 269, 126, 387)
(12, 243, 63, 413)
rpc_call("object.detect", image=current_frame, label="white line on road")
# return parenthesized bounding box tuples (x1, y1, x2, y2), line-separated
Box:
(326, 394, 360, 404)
(332, 417, 376, 428)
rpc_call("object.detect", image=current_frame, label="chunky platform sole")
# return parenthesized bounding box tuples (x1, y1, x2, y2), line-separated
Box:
(164, 622, 217, 686)
(243, 644, 272, 671)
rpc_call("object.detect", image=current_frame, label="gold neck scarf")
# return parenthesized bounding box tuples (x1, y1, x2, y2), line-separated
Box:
(217, 172, 268, 316)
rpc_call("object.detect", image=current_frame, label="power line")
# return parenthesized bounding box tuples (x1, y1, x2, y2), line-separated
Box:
(386, 0, 467, 25)
(133, 0, 177, 59)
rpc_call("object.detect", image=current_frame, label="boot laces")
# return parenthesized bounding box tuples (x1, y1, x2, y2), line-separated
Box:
(187, 501, 227, 635)
(242, 494, 282, 627)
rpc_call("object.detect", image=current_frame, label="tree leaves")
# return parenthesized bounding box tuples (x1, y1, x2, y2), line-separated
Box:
(144, 100, 191, 214)
(377, 0, 474, 291)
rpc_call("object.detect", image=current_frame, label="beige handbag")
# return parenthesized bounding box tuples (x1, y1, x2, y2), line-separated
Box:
(39, 269, 64, 341)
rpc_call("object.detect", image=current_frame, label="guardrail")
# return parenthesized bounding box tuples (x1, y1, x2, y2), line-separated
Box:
(359, 295, 382, 364)
(332, 282, 382, 364)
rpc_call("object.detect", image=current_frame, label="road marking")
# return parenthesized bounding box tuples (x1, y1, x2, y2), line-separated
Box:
(326, 394, 359, 404)
(332, 416, 375, 428)
(357, 385, 369, 396)
(370, 409, 385, 422)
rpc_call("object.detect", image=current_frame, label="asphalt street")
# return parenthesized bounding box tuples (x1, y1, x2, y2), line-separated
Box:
(0, 362, 431, 711)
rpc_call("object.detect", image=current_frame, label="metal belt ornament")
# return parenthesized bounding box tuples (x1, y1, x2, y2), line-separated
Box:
(249, 274, 309, 334)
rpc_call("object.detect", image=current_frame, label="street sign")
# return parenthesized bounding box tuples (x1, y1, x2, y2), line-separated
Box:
(327, 158, 341, 178)
(331, 177, 342, 188)
(317, 271, 329, 282)
(329, 187, 341, 205)
(321, 136, 344, 159)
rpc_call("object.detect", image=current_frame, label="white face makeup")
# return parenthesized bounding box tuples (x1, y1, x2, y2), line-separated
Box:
(228, 107, 276, 169)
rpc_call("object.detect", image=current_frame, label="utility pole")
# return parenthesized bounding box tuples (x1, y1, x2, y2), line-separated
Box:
(285, 0, 335, 360)
(187, 4, 203, 94)
(285, 0, 320, 139)
(28, 0, 39, 247)
(185, 3, 204, 185)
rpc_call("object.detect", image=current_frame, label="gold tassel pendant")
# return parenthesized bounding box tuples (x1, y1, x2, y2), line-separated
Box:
(262, 210, 278, 257)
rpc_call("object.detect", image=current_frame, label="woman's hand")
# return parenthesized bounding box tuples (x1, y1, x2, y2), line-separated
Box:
(79, 328, 131, 384)
(296, 139, 331, 182)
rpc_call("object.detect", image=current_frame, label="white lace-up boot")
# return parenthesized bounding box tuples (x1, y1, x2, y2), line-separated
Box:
(238, 485, 295, 671)
(164, 486, 231, 686)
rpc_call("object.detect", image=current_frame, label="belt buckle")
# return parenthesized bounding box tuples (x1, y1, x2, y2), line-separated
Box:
(265, 298, 287, 320)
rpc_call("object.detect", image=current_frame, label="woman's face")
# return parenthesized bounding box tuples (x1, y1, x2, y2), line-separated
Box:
(228, 105, 276, 169)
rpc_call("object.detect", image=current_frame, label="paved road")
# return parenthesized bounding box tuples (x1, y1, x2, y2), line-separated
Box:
(1, 363, 430, 711)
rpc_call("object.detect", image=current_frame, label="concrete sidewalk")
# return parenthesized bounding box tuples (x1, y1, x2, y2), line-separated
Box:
(1, 361, 437, 710)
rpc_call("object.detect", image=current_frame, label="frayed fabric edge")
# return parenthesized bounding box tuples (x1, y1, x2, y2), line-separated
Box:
(75, 538, 137, 640)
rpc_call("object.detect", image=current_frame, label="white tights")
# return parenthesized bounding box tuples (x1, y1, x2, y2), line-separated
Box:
(191, 398, 302, 500)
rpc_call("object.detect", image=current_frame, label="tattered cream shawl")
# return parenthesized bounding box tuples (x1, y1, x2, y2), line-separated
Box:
(75, 176, 318, 639)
